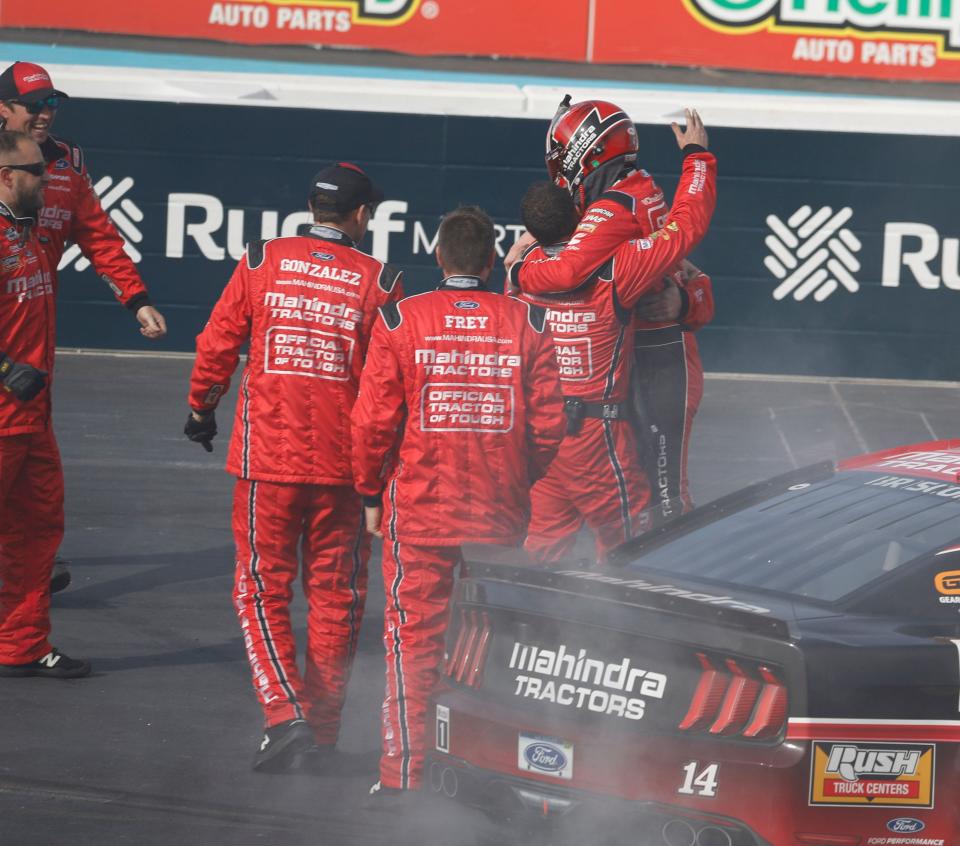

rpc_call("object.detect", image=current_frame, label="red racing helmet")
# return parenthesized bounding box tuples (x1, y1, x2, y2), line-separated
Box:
(545, 95, 638, 196)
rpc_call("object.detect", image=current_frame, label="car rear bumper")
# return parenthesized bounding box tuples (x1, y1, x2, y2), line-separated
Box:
(423, 749, 772, 846)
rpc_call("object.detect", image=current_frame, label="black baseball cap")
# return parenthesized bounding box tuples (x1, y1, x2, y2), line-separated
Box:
(309, 162, 384, 212)
(0, 62, 69, 103)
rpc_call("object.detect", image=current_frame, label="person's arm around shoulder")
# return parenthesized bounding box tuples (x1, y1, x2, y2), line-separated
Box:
(674, 260, 714, 330)
(507, 109, 712, 296)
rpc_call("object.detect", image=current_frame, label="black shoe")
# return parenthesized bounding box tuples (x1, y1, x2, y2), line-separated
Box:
(364, 780, 420, 810)
(0, 648, 91, 679)
(295, 742, 337, 775)
(252, 719, 316, 773)
(51, 558, 71, 595)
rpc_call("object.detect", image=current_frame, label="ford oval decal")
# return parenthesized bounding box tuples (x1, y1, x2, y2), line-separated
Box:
(524, 743, 566, 772)
(887, 818, 924, 834)
(311, 252, 335, 261)
(454, 300, 479, 309)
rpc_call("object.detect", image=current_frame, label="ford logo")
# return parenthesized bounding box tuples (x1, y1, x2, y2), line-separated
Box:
(311, 252, 335, 261)
(524, 743, 566, 772)
(887, 818, 924, 834)
(454, 300, 479, 309)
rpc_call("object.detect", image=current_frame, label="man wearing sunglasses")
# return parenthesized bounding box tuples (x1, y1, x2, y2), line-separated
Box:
(0, 61, 168, 594)
(0, 129, 90, 679)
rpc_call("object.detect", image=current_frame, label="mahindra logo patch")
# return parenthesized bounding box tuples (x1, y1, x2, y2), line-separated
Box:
(765, 205, 861, 301)
(58, 175, 143, 272)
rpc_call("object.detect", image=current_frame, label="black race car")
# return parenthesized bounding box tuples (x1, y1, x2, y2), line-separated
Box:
(427, 440, 960, 846)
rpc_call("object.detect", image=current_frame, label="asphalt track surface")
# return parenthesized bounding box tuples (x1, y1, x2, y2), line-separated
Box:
(2, 352, 958, 846)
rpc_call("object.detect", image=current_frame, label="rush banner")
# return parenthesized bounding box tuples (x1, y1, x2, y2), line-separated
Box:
(0, 0, 584, 61)
(596, 1, 960, 83)
(47, 98, 960, 380)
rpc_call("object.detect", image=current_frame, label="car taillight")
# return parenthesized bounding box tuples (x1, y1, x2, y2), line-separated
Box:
(742, 665, 788, 738)
(444, 608, 491, 688)
(678, 653, 787, 741)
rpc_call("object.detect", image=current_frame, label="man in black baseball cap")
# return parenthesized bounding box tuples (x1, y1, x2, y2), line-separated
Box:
(309, 162, 384, 214)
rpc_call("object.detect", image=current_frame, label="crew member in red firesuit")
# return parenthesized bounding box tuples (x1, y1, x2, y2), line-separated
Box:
(186, 163, 403, 773)
(516, 181, 654, 562)
(351, 206, 565, 803)
(507, 104, 715, 523)
(0, 130, 90, 679)
(0, 61, 168, 592)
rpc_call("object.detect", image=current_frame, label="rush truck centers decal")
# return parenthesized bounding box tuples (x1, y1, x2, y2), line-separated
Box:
(809, 742, 935, 807)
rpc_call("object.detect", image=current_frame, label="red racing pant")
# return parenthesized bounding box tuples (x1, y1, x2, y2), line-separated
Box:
(631, 326, 704, 524)
(380, 538, 462, 790)
(0, 428, 63, 663)
(232, 478, 369, 742)
(525, 417, 650, 564)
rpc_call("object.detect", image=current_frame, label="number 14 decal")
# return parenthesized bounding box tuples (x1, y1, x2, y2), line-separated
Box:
(678, 761, 720, 797)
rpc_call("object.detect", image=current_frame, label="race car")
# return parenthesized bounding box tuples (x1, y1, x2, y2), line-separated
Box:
(426, 440, 960, 846)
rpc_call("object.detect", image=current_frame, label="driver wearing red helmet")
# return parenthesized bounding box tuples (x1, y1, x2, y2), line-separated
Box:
(508, 100, 716, 523)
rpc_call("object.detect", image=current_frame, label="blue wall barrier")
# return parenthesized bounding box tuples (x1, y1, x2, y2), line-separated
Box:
(53, 99, 960, 381)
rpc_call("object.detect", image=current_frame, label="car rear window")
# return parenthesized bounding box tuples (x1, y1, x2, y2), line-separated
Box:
(629, 471, 960, 603)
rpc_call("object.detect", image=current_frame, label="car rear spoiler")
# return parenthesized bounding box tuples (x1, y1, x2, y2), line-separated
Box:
(459, 560, 792, 640)
(607, 460, 836, 566)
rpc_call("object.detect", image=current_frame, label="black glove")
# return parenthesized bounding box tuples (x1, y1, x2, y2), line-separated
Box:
(0, 354, 48, 402)
(184, 410, 217, 452)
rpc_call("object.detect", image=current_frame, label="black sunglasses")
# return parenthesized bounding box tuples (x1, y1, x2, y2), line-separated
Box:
(1, 161, 46, 177)
(14, 95, 60, 114)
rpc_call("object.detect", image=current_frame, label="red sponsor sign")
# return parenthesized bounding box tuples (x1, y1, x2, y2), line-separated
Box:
(595, 1, 960, 83)
(0, 0, 585, 61)
(3, 0, 959, 82)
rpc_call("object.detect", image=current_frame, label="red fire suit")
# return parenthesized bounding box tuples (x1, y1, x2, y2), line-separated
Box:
(189, 225, 402, 739)
(520, 237, 679, 562)
(612, 165, 715, 520)
(37, 134, 150, 309)
(512, 150, 717, 524)
(0, 201, 60, 663)
(351, 276, 565, 789)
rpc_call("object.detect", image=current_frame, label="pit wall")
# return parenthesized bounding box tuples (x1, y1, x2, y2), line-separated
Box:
(40, 63, 960, 380)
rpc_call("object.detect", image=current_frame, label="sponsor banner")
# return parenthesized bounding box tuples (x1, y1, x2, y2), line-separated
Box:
(48, 98, 960, 380)
(5, 0, 960, 81)
(0, 0, 584, 61)
(809, 741, 935, 807)
(595, 1, 960, 83)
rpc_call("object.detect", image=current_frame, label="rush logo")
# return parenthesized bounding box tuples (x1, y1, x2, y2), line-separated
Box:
(810, 742, 935, 808)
